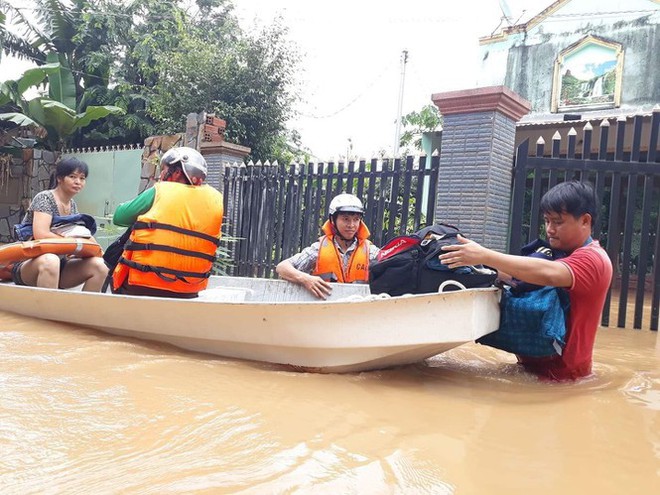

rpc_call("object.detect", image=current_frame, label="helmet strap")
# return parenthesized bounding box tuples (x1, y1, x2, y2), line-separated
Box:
(163, 164, 191, 184)
(162, 166, 175, 182)
(330, 214, 358, 242)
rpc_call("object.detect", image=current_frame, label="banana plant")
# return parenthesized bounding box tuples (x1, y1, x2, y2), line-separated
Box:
(0, 61, 123, 150)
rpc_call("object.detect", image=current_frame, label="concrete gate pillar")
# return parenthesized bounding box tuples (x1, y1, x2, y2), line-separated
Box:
(431, 86, 530, 252)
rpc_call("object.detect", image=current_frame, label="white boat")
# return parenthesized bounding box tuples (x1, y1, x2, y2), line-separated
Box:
(0, 276, 501, 373)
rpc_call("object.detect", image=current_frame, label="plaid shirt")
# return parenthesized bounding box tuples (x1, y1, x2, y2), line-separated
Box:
(286, 237, 380, 274)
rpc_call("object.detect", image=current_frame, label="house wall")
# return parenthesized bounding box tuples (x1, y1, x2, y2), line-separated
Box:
(478, 0, 660, 113)
(0, 149, 57, 243)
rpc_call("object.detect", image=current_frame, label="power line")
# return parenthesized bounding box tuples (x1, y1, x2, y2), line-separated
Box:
(297, 59, 396, 119)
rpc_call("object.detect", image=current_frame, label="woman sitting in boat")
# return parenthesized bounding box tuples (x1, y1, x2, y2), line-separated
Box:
(110, 147, 223, 298)
(11, 158, 108, 291)
(276, 193, 380, 299)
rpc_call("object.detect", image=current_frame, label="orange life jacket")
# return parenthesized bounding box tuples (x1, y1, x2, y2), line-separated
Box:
(112, 182, 223, 294)
(0, 238, 102, 280)
(312, 220, 371, 283)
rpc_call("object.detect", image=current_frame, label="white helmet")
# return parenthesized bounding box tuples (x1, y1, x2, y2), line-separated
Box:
(328, 193, 364, 216)
(161, 146, 207, 184)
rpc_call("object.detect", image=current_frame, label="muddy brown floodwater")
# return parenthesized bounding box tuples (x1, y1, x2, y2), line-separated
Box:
(1, 310, 658, 494)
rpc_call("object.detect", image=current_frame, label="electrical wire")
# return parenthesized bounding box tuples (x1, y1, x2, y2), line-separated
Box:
(297, 59, 396, 119)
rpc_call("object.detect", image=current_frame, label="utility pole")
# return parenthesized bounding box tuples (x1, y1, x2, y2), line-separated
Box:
(393, 49, 408, 158)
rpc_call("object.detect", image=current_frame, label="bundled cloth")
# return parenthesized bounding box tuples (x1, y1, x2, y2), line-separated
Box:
(477, 238, 569, 357)
(478, 285, 569, 357)
(14, 213, 97, 241)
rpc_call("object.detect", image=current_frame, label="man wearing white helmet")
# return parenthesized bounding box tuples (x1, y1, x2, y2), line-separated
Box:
(276, 193, 379, 299)
(110, 146, 224, 298)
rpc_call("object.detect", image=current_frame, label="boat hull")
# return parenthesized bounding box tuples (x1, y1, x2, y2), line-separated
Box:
(0, 277, 501, 372)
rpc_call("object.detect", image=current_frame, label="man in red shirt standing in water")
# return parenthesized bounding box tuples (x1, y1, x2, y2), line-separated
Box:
(439, 181, 613, 380)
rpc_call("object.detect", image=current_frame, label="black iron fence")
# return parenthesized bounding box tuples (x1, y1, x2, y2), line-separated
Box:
(510, 112, 660, 330)
(222, 155, 440, 278)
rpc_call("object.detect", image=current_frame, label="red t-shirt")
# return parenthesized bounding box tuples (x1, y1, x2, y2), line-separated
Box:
(520, 241, 613, 380)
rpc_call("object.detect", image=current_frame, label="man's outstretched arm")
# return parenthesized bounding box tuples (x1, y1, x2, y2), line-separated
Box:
(439, 235, 573, 288)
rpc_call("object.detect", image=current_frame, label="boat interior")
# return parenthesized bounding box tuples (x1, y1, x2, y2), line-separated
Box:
(201, 276, 372, 303)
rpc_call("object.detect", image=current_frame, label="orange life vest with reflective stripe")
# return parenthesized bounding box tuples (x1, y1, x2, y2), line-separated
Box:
(312, 220, 371, 283)
(112, 182, 223, 294)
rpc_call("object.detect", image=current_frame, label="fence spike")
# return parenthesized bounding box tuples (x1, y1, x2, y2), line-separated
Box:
(600, 119, 610, 127)
(536, 136, 545, 145)
(255, 160, 262, 166)
(617, 115, 627, 122)
(431, 149, 439, 156)
(552, 131, 561, 140)
(583, 122, 593, 131)
(264, 160, 271, 166)
(568, 127, 577, 136)
(272, 160, 278, 166)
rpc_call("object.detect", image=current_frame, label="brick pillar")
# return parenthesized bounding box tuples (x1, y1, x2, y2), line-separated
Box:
(200, 141, 251, 193)
(431, 86, 530, 252)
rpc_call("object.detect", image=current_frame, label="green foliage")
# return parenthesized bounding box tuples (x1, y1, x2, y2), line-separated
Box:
(212, 233, 240, 276)
(2, 0, 301, 156)
(0, 62, 124, 150)
(399, 104, 442, 154)
(45, 53, 76, 110)
(148, 17, 299, 161)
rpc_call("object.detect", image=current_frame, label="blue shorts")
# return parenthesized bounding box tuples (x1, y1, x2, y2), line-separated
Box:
(11, 257, 68, 287)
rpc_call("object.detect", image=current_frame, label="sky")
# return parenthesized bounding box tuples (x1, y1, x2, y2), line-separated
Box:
(232, 0, 509, 159)
(1, 0, 551, 160)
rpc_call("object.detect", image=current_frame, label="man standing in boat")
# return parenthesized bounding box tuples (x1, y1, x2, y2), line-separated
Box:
(110, 147, 223, 298)
(276, 193, 380, 299)
(439, 181, 613, 381)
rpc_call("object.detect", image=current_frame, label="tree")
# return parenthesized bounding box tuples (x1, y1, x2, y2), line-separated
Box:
(399, 104, 442, 154)
(0, 0, 148, 146)
(2, 0, 302, 159)
(146, 17, 299, 160)
(0, 62, 123, 150)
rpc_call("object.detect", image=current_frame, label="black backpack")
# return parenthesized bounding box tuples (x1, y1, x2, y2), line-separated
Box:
(369, 223, 497, 296)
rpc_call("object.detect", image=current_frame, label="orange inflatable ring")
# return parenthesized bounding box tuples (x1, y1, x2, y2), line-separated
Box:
(0, 238, 103, 281)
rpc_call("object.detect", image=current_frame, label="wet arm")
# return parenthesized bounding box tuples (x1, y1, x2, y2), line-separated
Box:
(439, 235, 573, 288)
(112, 188, 156, 227)
(276, 259, 332, 299)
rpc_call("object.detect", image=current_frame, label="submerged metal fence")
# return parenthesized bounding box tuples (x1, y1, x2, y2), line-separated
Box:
(222, 155, 440, 278)
(510, 112, 660, 330)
